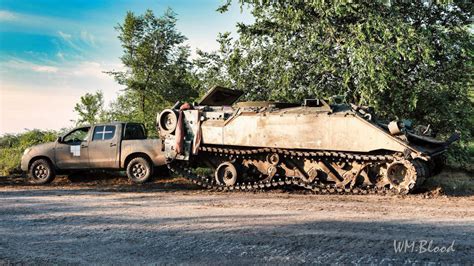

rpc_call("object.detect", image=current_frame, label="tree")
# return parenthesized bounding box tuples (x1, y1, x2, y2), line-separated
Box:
(0, 130, 58, 175)
(200, 1, 473, 162)
(73, 91, 104, 126)
(193, 33, 235, 92)
(108, 9, 199, 130)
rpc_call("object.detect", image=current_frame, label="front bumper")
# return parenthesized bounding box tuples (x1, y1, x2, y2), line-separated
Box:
(20, 154, 31, 172)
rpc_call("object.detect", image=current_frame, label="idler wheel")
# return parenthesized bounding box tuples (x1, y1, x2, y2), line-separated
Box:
(215, 162, 238, 186)
(385, 160, 417, 194)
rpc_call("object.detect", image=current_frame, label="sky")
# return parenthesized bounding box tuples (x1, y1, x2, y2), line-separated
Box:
(0, 0, 252, 134)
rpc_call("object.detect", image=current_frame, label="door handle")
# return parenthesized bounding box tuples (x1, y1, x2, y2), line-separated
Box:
(110, 143, 117, 147)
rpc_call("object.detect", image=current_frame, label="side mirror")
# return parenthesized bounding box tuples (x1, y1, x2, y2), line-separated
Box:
(57, 136, 63, 143)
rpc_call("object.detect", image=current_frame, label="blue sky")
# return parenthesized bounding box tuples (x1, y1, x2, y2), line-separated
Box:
(0, 0, 252, 134)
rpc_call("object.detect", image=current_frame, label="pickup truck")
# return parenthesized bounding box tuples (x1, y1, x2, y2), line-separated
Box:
(21, 122, 166, 184)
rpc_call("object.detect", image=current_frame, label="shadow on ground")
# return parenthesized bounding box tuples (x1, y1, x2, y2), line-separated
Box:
(0, 193, 471, 264)
(1, 168, 473, 196)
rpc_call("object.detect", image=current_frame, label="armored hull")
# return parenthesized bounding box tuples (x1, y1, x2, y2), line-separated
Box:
(158, 86, 457, 194)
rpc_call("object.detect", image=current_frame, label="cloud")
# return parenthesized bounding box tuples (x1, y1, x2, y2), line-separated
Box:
(72, 61, 109, 79)
(2, 58, 123, 79)
(58, 31, 72, 40)
(56, 31, 85, 53)
(0, 10, 103, 57)
(0, 59, 125, 134)
(31, 65, 58, 73)
(57, 30, 101, 54)
(4, 59, 58, 73)
(80, 30, 96, 46)
(56, 52, 65, 60)
(0, 10, 77, 34)
(0, 10, 17, 21)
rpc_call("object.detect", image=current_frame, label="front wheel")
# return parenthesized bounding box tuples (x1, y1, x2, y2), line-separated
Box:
(29, 159, 56, 184)
(126, 157, 153, 183)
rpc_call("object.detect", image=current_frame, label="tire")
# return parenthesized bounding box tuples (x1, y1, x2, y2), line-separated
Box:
(28, 159, 56, 184)
(126, 157, 153, 183)
(158, 109, 178, 135)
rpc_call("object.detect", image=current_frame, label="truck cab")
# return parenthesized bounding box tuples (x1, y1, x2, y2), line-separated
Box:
(21, 122, 166, 184)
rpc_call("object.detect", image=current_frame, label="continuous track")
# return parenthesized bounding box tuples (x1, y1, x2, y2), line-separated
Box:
(168, 146, 430, 195)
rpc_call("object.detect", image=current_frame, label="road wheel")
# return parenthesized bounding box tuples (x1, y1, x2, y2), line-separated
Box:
(127, 157, 153, 183)
(215, 162, 238, 186)
(29, 159, 56, 184)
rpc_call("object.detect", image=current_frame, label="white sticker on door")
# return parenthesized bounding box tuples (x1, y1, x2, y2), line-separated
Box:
(70, 145, 81, 157)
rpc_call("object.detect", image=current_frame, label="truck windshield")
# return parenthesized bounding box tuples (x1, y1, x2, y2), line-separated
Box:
(123, 124, 146, 140)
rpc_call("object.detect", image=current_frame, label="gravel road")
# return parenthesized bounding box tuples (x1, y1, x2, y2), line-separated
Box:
(0, 176, 473, 264)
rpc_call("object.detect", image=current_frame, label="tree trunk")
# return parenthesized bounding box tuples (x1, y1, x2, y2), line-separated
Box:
(141, 89, 146, 119)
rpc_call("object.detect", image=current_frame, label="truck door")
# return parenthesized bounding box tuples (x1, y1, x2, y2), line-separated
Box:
(88, 125, 120, 168)
(55, 127, 91, 169)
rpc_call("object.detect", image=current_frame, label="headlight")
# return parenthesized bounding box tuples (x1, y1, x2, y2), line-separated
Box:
(23, 148, 31, 155)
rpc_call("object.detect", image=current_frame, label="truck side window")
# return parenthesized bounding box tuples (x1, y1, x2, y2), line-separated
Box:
(124, 124, 146, 140)
(63, 127, 90, 144)
(92, 125, 116, 141)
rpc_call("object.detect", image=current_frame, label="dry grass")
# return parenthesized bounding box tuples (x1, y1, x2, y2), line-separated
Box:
(421, 168, 474, 196)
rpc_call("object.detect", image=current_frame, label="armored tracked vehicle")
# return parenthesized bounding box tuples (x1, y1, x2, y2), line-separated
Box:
(158, 86, 459, 194)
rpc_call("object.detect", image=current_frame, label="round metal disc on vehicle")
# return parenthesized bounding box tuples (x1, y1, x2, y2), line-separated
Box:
(28, 158, 56, 184)
(33, 163, 49, 180)
(388, 121, 404, 135)
(266, 153, 280, 165)
(386, 160, 417, 194)
(158, 109, 178, 135)
(126, 157, 153, 183)
(215, 162, 238, 186)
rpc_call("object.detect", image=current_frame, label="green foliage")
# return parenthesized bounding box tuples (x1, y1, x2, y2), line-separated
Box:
(104, 90, 162, 136)
(201, 1, 473, 164)
(107, 9, 200, 129)
(3, 4, 473, 176)
(73, 90, 105, 126)
(0, 130, 58, 175)
(193, 33, 236, 94)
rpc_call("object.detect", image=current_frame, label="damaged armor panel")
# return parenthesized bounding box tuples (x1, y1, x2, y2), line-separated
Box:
(158, 86, 459, 194)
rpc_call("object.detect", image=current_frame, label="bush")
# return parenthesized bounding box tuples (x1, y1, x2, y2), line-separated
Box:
(0, 130, 58, 176)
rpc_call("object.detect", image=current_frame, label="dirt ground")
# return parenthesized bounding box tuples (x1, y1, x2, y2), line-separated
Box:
(0, 173, 473, 264)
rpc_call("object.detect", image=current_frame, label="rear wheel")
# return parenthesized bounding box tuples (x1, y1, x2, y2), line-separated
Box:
(29, 159, 56, 184)
(126, 157, 153, 183)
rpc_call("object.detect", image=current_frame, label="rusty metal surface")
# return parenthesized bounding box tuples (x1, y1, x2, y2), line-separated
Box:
(157, 86, 457, 194)
(209, 108, 410, 153)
